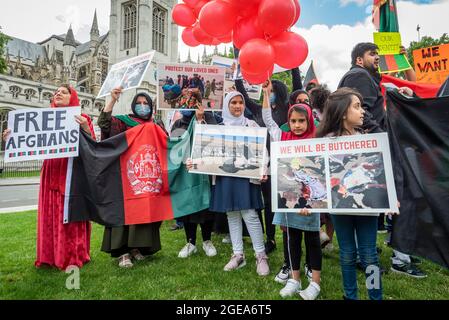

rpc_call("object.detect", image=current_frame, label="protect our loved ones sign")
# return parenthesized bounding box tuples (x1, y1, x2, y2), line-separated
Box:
(5, 107, 81, 162)
(271, 133, 399, 215)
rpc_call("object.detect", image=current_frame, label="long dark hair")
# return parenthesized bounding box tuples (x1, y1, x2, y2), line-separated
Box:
(271, 79, 289, 110)
(316, 87, 363, 138)
(289, 89, 310, 106)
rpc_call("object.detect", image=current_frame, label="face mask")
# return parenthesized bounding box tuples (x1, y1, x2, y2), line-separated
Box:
(134, 104, 152, 118)
(270, 93, 276, 105)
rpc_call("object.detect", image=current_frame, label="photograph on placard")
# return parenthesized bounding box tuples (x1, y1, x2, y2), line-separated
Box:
(329, 152, 389, 210)
(157, 63, 225, 111)
(190, 125, 267, 180)
(276, 156, 327, 210)
(97, 51, 155, 98)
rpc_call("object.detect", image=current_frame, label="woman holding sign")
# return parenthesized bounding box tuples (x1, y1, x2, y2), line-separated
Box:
(98, 87, 163, 268)
(1, 85, 95, 270)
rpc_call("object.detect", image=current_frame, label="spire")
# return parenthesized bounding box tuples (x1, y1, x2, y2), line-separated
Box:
(64, 25, 77, 47)
(197, 53, 200, 64)
(214, 46, 218, 55)
(90, 9, 100, 40)
(202, 46, 207, 63)
(177, 52, 181, 63)
(187, 49, 192, 63)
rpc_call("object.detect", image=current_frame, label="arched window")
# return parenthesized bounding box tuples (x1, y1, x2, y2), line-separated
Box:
(24, 88, 37, 101)
(123, 1, 137, 50)
(0, 109, 12, 151)
(81, 100, 90, 109)
(9, 86, 21, 99)
(152, 4, 167, 54)
(42, 92, 53, 102)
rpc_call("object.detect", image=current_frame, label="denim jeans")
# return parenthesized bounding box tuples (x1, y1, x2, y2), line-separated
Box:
(331, 215, 382, 300)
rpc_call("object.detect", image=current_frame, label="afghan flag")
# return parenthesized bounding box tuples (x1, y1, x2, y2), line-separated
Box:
(372, 0, 399, 32)
(63, 120, 211, 227)
(303, 60, 319, 89)
(387, 90, 449, 269)
(381, 74, 440, 98)
(379, 54, 411, 74)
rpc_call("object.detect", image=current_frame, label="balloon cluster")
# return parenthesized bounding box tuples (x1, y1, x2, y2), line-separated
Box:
(172, 0, 309, 84)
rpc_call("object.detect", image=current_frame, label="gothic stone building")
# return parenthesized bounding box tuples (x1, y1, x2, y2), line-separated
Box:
(0, 11, 108, 152)
(108, 0, 178, 115)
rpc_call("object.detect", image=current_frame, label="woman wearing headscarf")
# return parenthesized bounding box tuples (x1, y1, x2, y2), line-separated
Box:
(98, 87, 162, 268)
(170, 102, 218, 259)
(206, 91, 270, 276)
(15, 85, 95, 270)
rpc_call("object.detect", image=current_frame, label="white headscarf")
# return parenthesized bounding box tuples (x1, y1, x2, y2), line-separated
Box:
(222, 91, 249, 126)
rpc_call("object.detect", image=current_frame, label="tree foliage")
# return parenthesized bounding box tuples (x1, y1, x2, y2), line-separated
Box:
(0, 27, 11, 74)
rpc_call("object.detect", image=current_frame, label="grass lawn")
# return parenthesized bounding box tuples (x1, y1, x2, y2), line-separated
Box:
(0, 171, 41, 179)
(0, 211, 448, 300)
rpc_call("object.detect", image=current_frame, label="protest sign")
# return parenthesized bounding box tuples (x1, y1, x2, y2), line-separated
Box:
(413, 43, 449, 85)
(157, 63, 225, 111)
(374, 32, 401, 55)
(271, 133, 398, 214)
(5, 107, 81, 162)
(97, 51, 155, 98)
(190, 124, 267, 180)
(211, 55, 262, 101)
(373, 32, 411, 73)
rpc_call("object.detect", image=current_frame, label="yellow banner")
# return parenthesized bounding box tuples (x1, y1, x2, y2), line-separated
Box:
(373, 32, 402, 55)
(413, 44, 449, 85)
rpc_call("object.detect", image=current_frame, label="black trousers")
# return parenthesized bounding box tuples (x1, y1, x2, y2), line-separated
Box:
(285, 228, 322, 271)
(261, 178, 276, 241)
(184, 220, 214, 245)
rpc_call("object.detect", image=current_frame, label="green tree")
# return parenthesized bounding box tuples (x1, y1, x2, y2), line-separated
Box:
(0, 27, 11, 74)
(407, 33, 449, 68)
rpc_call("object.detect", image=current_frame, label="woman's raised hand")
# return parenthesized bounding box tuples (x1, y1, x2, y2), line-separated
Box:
(2, 129, 11, 142)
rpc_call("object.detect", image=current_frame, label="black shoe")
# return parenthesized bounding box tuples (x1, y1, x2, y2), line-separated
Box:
(265, 240, 276, 255)
(410, 256, 422, 265)
(391, 263, 427, 278)
(170, 224, 183, 231)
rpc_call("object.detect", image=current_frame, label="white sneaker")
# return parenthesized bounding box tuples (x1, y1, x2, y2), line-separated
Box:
(299, 281, 321, 300)
(222, 234, 231, 244)
(280, 279, 301, 298)
(320, 231, 330, 245)
(202, 240, 217, 257)
(178, 243, 198, 258)
(274, 264, 291, 284)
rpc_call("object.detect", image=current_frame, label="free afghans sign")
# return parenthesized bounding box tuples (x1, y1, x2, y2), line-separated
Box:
(5, 107, 81, 162)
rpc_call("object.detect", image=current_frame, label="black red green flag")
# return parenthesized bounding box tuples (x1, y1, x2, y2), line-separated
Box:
(63, 121, 211, 227)
(387, 90, 449, 269)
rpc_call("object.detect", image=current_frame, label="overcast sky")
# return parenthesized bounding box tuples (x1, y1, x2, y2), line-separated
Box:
(1, 0, 448, 90)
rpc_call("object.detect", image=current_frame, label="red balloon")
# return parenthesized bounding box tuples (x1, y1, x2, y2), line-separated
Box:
(182, 27, 201, 47)
(211, 38, 222, 46)
(258, 0, 296, 37)
(218, 32, 233, 43)
(172, 4, 197, 27)
(192, 23, 213, 44)
(291, 0, 301, 26)
(269, 31, 309, 69)
(193, 0, 209, 17)
(233, 15, 264, 49)
(242, 66, 273, 85)
(239, 38, 275, 75)
(199, 0, 238, 37)
(183, 0, 202, 8)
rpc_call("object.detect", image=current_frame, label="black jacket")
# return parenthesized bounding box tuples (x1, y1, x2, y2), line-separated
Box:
(338, 66, 385, 133)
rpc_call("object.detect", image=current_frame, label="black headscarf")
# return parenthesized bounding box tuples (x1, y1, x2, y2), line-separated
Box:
(130, 92, 154, 120)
